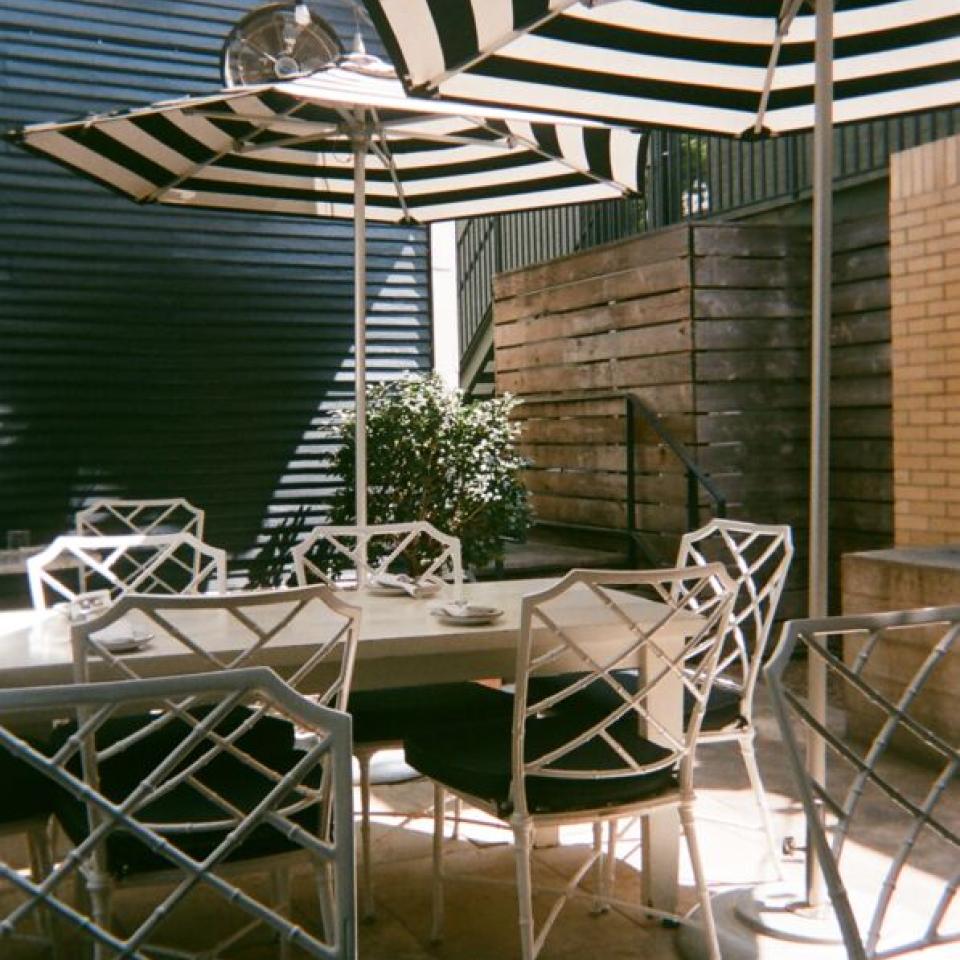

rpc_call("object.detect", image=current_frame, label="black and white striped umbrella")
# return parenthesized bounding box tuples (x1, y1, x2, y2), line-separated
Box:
(10, 55, 646, 531)
(11, 58, 643, 221)
(362, 0, 959, 136)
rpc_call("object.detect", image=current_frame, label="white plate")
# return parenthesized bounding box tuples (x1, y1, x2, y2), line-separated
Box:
(431, 604, 503, 626)
(365, 577, 443, 598)
(90, 625, 154, 653)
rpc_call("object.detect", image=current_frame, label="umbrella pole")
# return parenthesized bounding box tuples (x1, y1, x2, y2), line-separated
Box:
(806, 0, 834, 913)
(354, 133, 369, 568)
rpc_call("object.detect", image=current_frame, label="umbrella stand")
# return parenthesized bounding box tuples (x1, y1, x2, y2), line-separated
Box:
(806, 0, 834, 916)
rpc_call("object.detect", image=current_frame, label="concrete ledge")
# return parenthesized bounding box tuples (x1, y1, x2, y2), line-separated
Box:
(841, 546, 960, 750)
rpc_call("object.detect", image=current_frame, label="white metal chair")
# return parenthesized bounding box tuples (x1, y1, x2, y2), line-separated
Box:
(291, 520, 463, 591)
(75, 496, 205, 539)
(531, 519, 794, 876)
(764, 606, 960, 960)
(674, 518, 794, 872)
(27, 532, 227, 610)
(0, 668, 356, 959)
(61, 585, 359, 957)
(404, 565, 736, 960)
(291, 521, 510, 920)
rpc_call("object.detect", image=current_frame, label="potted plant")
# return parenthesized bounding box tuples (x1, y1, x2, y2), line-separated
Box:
(323, 374, 531, 576)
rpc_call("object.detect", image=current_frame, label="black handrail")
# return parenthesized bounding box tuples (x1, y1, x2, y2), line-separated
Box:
(520, 392, 726, 565)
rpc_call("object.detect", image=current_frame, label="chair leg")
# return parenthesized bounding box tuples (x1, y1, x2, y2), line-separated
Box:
(679, 802, 721, 960)
(512, 816, 537, 960)
(449, 795, 462, 840)
(589, 821, 609, 915)
(316, 861, 336, 947)
(430, 783, 445, 943)
(358, 751, 375, 921)
(272, 866, 292, 960)
(604, 818, 618, 901)
(739, 733, 784, 880)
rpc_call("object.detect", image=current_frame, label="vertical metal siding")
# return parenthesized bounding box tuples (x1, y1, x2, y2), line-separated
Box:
(0, 1, 431, 555)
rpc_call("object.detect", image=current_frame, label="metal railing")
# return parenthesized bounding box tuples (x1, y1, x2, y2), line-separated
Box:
(520, 392, 726, 567)
(459, 107, 960, 363)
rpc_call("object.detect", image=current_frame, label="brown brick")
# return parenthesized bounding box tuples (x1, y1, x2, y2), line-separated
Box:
(907, 222, 945, 243)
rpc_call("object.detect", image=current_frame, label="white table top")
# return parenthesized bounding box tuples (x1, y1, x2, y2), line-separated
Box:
(0, 577, 699, 693)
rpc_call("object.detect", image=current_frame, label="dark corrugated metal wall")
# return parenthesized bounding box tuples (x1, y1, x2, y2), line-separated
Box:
(0, 1, 431, 557)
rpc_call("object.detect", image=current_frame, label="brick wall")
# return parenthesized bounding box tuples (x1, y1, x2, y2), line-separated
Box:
(889, 134, 960, 545)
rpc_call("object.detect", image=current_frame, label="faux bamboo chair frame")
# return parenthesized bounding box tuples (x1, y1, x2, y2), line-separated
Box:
(75, 497, 205, 540)
(292, 521, 466, 920)
(27, 532, 227, 610)
(764, 606, 960, 960)
(291, 521, 463, 593)
(675, 518, 794, 873)
(0, 668, 356, 959)
(70, 583, 360, 709)
(424, 565, 737, 960)
(68, 585, 360, 956)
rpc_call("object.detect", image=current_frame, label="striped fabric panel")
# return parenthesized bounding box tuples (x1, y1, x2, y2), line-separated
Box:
(362, 0, 960, 135)
(12, 66, 644, 223)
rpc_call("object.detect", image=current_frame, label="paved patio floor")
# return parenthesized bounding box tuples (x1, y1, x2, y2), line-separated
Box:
(2, 662, 956, 958)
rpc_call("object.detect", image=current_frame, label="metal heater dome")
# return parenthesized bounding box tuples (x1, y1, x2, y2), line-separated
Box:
(221, 2, 342, 87)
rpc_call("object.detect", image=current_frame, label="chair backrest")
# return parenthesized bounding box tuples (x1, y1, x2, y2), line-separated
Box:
(764, 607, 960, 960)
(676, 518, 793, 715)
(70, 584, 360, 712)
(0, 668, 356, 959)
(27, 533, 227, 610)
(75, 497, 205, 539)
(513, 565, 736, 818)
(291, 521, 463, 591)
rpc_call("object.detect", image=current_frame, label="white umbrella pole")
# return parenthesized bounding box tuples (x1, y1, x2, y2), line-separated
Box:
(354, 134, 369, 564)
(806, 0, 834, 913)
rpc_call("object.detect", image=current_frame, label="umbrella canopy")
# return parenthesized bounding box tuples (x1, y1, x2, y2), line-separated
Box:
(12, 58, 643, 221)
(361, 0, 959, 136)
(9, 55, 647, 535)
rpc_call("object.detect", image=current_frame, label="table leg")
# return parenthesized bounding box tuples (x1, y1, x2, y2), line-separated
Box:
(641, 631, 683, 913)
(641, 809, 679, 912)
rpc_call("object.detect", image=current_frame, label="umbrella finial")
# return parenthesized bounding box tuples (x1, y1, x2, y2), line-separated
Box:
(340, 33, 397, 79)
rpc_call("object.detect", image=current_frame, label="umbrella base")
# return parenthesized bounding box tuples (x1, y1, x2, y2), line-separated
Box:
(677, 885, 846, 960)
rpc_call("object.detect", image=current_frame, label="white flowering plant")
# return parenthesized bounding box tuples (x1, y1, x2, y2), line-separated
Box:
(324, 374, 531, 575)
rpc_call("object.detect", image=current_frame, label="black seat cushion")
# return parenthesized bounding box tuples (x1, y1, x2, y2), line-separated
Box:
(404, 713, 676, 819)
(0, 746, 62, 823)
(527, 670, 744, 732)
(50, 710, 317, 879)
(349, 681, 514, 745)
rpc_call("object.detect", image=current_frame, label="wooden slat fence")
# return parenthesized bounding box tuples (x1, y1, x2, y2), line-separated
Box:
(494, 216, 892, 615)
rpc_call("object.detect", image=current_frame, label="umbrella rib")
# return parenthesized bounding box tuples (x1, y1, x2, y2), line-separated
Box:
(368, 109, 413, 222)
(474, 118, 632, 197)
(754, 0, 807, 135)
(416, 0, 578, 91)
(149, 100, 307, 202)
(191, 109, 340, 134)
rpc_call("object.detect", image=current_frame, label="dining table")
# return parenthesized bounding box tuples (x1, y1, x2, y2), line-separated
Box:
(0, 575, 701, 913)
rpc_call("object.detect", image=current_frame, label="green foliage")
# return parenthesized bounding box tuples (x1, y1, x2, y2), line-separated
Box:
(324, 374, 531, 573)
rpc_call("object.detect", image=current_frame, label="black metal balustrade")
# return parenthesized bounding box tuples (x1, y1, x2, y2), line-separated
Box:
(459, 107, 959, 368)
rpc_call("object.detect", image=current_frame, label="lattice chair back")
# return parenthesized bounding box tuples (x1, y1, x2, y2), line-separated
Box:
(512, 565, 736, 818)
(75, 497, 205, 539)
(0, 668, 356, 959)
(764, 607, 960, 960)
(70, 584, 360, 712)
(676, 519, 793, 717)
(291, 521, 463, 593)
(27, 533, 227, 610)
